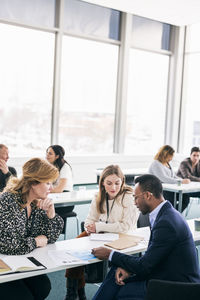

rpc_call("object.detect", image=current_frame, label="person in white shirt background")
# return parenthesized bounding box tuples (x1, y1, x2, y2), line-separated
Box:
(46, 144, 74, 239)
(46, 145, 73, 193)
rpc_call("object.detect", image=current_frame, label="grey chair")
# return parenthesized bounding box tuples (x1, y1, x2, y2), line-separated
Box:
(137, 212, 150, 228)
(55, 190, 79, 239)
(145, 279, 200, 300)
(56, 206, 79, 240)
(136, 213, 150, 257)
(81, 221, 108, 284)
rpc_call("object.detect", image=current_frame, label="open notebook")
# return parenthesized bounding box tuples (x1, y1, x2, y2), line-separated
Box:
(0, 256, 46, 275)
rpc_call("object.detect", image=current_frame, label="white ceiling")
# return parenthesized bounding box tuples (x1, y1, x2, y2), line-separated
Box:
(81, 0, 200, 26)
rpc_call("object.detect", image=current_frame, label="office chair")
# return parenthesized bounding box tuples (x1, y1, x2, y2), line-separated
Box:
(136, 213, 150, 257)
(137, 212, 150, 228)
(55, 190, 79, 239)
(145, 279, 200, 300)
(56, 206, 79, 240)
(80, 221, 108, 284)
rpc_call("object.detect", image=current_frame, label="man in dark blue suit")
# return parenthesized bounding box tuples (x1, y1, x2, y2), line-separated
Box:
(92, 174, 200, 300)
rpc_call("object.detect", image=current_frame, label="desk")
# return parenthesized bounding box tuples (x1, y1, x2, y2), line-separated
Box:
(95, 168, 147, 185)
(162, 182, 200, 212)
(49, 189, 98, 208)
(0, 219, 199, 284)
(0, 227, 149, 284)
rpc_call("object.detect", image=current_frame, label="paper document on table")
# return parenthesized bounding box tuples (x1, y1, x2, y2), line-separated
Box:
(90, 233, 119, 241)
(65, 250, 96, 261)
(48, 250, 89, 266)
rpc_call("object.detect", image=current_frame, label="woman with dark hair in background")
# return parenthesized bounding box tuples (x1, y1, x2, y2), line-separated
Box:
(46, 145, 73, 193)
(46, 144, 74, 239)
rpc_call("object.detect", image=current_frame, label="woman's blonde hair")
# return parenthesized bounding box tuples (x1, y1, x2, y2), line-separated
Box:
(154, 145, 175, 164)
(4, 157, 59, 205)
(96, 165, 133, 214)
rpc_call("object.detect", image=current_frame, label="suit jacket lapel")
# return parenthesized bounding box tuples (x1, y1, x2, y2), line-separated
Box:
(147, 201, 172, 246)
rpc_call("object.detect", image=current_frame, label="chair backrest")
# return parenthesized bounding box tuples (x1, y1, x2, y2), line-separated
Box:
(146, 279, 200, 300)
(81, 221, 85, 233)
(137, 212, 150, 228)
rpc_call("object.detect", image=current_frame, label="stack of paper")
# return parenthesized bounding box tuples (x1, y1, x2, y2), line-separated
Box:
(90, 233, 119, 241)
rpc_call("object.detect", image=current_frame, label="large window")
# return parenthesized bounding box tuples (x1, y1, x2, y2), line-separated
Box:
(125, 49, 169, 154)
(0, 0, 56, 28)
(59, 36, 119, 154)
(64, 0, 120, 40)
(181, 23, 200, 154)
(181, 53, 200, 153)
(185, 23, 200, 52)
(131, 15, 171, 51)
(0, 1, 173, 158)
(0, 24, 54, 156)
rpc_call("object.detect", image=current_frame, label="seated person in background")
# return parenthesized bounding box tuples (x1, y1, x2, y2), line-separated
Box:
(177, 146, 200, 181)
(92, 174, 200, 300)
(64, 165, 139, 300)
(148, 145, 190, 211)
(0, 143, 17, 192)
(46, 144, 74, 231)
(46, 145, 73, 193)
(0, 157, 64, 300)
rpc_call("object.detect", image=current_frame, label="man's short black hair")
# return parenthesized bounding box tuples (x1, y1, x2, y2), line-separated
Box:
(135, 174, 163, 198)
(190, 147, 200, 155)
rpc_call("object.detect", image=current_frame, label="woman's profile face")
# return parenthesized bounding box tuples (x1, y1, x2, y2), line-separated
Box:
(103, 174, 122, 200)
(166, 154, 174, 163)
(46, 147, 58, 164)
(31, 182, 52, 200)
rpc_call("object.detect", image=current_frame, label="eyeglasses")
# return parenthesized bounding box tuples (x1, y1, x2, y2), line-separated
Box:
(133, 191, 153, 201)
(133, 192, 145, 201)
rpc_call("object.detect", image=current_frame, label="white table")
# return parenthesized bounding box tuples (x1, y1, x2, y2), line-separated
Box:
(1, 219, 199, 284)
(0, 227, 150, 284)
(162, 182, 200, 212)
(49, 189, 98, 208)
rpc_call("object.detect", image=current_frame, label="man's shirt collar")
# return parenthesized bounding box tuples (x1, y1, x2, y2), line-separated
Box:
(149, 200, 167, 229)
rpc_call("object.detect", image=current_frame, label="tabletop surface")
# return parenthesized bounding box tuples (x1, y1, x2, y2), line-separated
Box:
(49, 189, 98, 204)
(0, 219, 199, 284)
(0, 227, 149, 283)
(163, 182, 200, 193)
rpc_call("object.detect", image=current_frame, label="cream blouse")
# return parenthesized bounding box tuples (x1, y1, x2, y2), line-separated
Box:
(84, 192, 139, 234)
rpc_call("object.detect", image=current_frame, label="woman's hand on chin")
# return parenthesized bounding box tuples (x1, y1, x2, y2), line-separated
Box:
(38, 198, 55, 219)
